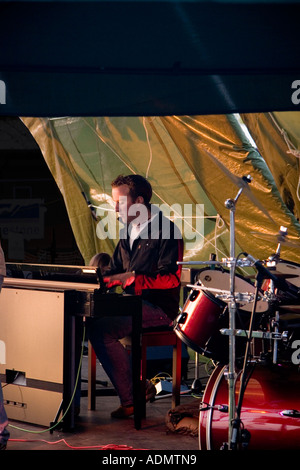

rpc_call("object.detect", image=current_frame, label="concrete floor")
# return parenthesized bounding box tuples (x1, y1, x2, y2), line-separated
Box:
(4, 356, 210, 452)
(6, 396, 198, 451)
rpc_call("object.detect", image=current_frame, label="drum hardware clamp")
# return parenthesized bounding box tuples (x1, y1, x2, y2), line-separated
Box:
(220, 328, 289, 342)
(216, 292, 255, 304)
(199, 402, 228, 413)
(280, 409, 300, 418)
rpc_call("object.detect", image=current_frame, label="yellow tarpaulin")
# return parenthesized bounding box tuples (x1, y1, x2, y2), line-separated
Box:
(22, 113, 300, 269)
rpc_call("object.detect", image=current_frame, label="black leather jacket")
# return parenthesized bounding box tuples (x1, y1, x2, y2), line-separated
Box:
(107, 209, 183, 320)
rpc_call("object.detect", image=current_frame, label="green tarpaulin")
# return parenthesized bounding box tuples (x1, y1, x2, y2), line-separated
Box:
(22, 112, 300, 270)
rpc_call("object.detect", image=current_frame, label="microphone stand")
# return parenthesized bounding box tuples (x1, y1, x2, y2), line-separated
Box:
(230, 271, 263, 450)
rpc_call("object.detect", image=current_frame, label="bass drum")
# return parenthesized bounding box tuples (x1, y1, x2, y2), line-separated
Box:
(199, 363, 300, 450)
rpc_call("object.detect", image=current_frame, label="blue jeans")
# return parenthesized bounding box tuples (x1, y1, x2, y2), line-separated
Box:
(0, 275, 9, 447)
(86, 301, 171, 406)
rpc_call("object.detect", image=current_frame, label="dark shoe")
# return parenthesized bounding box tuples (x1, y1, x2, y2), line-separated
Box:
(0, 443, 7, 450)
(111, 405, 134, 419)
(145, 380, 156, 402)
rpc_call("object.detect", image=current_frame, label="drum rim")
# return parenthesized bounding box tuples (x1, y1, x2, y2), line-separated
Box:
(196, 266, 269, 313)
(197, 285, 226, 307)
(174, 324, 212, 356)
(195, 266, 254, 288)
(199, 364, 227, 450)
(276, 259, 300, 268)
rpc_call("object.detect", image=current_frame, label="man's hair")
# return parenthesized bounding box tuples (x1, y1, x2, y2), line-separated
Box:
(89, 252, 111, 269)
(111, 174, 152, 207)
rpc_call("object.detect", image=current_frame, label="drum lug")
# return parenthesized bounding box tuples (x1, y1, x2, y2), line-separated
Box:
(281, 409, 300, 418)
(218, 404, 228, 413)
(176, 312, 187, 324)
(224, 368, 237, 381)
(271, 317, 279, 329)
(281, 331, 289, 342)
(189, 290, 200, 302)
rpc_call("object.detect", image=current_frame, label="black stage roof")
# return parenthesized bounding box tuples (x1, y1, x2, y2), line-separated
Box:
(0, 0, 300, 117)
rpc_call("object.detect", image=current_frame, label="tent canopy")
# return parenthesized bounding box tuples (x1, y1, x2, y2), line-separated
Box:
(22, 112, 300, 267)
(2, 1, 300, 268)
(1, 0, 300, 116)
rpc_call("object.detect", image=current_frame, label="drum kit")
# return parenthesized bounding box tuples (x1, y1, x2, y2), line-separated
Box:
(175, 176, 300, 450)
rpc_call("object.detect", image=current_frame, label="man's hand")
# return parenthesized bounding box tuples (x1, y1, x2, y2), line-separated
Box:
(103, 272, 136, 289)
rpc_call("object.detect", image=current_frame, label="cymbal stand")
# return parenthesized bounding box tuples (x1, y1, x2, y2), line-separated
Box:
(224, 176, 252, 449)
(223, 200, 237, 447)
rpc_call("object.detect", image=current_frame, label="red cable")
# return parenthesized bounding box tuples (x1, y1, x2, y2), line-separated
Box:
(9, 438, 148, 450)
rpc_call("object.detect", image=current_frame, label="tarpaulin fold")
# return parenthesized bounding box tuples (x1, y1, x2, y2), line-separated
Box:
(22, 113, 300, 268)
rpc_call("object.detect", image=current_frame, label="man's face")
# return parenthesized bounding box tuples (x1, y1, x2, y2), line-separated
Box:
(112, 184, 147, 225)
(112, 184, 135, 224)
